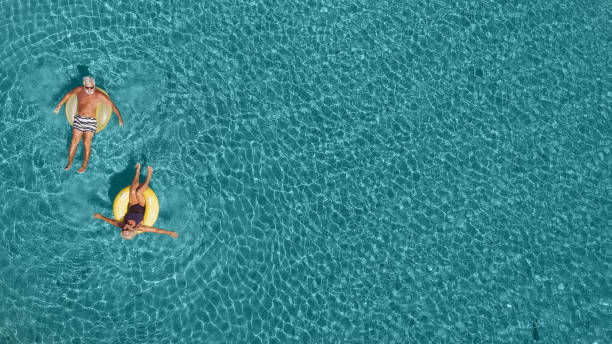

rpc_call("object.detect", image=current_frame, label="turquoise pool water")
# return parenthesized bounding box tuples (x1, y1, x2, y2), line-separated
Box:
(1, 0, 611, 343)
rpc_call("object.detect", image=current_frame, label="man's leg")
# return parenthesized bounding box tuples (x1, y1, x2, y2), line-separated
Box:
(135, 166, 153, 206)
(77, 131, 94, 173)
(128, 163, 141, 206)
(65, 129, 83, 170)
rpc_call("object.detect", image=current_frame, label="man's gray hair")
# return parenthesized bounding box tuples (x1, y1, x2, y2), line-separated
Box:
(83, 76, 95, 85)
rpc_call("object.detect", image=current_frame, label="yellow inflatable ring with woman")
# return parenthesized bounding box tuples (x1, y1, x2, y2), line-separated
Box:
(112, 186, 160, 234)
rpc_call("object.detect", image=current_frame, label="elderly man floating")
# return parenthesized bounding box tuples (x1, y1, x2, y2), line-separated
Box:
(54, 76, 123, 173)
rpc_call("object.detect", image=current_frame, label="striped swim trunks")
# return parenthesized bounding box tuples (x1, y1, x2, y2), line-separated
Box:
(73, 114, 97, 133)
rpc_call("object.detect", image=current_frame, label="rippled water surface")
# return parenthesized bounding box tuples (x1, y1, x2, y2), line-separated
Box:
(0, 0, 611, 343)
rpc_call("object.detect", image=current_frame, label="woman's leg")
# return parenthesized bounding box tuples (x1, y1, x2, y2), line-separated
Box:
(135, 166, 153, 206)
(128, 163, 141, 206)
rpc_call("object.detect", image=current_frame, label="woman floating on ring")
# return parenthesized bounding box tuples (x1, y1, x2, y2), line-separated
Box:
(94, 163, 178, 240)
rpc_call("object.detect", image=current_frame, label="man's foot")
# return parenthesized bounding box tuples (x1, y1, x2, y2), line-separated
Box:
(135, 163, 141, 170)
(77, 165, 87, 173)
(147, 166, 153, 174)
(64, 163, 72, 170)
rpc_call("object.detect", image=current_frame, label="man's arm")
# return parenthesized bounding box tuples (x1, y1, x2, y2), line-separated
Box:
(54, 87, 81, 113)
(93, 213, 121, 228)
(138, 225, 178, 238)
(100, 93, 123, 126)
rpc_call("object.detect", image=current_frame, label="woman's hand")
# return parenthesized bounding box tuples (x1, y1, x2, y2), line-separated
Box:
(93, 213, 103, 219)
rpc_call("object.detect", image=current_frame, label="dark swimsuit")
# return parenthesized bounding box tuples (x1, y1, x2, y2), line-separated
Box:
(124, 204, 145, 225)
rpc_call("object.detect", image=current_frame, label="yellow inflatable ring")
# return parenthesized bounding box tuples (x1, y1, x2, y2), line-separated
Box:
(65, 87, 113, 133)
(112, 186, 160, 233)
